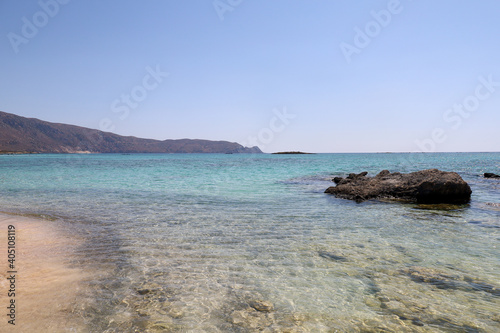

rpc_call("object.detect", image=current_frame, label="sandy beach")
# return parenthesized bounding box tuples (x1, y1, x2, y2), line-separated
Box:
(0, 213, 89, 332)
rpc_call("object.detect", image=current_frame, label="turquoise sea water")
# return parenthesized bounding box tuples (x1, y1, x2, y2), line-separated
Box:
(1, 153, 499, 332)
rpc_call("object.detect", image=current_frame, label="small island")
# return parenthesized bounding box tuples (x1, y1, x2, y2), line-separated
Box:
(272, 151, 314, 154)
(0, 151, 37, 155)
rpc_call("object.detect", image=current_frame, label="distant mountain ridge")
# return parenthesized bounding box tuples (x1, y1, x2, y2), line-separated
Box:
(0, 111, 262, 154)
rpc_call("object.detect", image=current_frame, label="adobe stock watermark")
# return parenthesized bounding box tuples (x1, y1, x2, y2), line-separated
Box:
(241, 107, 296, 151)
(99, 65, 169, 133)
(340, 0, 408, 64)
(213, 0, 243, 21)
(398, 74, 499, 171)
(194, 106, 295, 198)
(414, 74, 499, 153)
(7, 0, 70, 54)
(53, 65, 168, 177)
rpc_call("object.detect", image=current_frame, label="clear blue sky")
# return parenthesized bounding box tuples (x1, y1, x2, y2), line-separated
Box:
(1, 0, 499, 153)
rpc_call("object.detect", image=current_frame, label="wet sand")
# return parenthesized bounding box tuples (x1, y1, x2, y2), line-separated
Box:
(0, 213, 89, 332)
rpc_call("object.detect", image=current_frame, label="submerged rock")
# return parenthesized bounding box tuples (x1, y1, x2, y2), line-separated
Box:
(318, 251, 348, 262)
(362, 265, 498, 332)
(401, 266, 461, 290)
(484, 172, 500, 179)
(137, 289, 151, 295)
(325, 169, 472, 204)
(230, 307, 274, 329)
(249, 300, 274, 312)
(401, 266, 500, 296)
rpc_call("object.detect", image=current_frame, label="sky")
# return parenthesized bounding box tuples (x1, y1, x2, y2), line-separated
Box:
(1, 0, 499, 153)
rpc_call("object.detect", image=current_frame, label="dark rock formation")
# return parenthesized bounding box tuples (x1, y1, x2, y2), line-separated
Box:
(332, 177, 343, 184)
(272, 151, 314, 154)
(484, 173, 500, 179)
(0, 111, 262, 154)
(325, 169, 472, 204)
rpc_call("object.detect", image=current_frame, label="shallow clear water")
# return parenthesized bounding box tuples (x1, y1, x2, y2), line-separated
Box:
(0, 153, 499, 332)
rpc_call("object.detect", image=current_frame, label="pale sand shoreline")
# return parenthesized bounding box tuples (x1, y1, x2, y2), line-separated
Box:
(0, 213, 89, 332)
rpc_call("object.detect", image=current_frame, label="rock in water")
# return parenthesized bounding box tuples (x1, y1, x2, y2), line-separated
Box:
(318, 251, 348, 262)
(401, 266, 500, 296)
(332, 177, 343, 184)
(484, 172, 500, 179)
(325, 169, 472, 204)
(249, 300, 274, 312)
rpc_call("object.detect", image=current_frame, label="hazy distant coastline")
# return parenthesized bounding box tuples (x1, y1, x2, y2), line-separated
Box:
(0, 111, 261, 154)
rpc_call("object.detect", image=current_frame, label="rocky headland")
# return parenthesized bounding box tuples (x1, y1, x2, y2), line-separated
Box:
(0, 111, 262, 154)
(325, 169, 472, 204)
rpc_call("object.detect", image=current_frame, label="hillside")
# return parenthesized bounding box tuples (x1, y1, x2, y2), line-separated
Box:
(0, 111, 262, 154)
